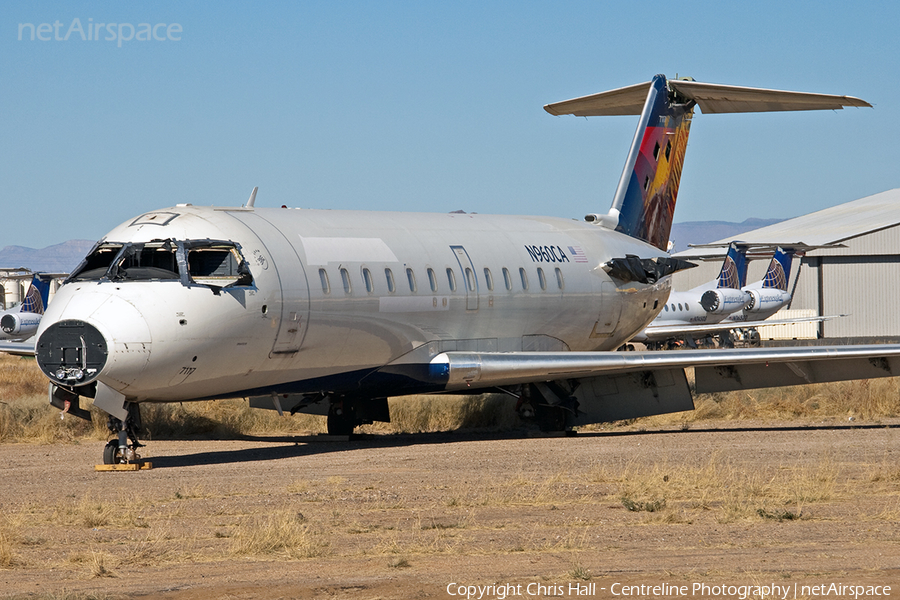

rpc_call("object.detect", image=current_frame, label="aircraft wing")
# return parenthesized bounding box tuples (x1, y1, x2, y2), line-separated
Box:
(0, 338, 36, 356)
(430, 344, 900, 395)
(633, 314, 844, 342)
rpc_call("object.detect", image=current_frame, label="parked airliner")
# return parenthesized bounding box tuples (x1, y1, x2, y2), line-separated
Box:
(632, 243, 748, 346)
(633, 245, 826, 347)
(34, 74, 896, 465)
(0, 275, 50, 344)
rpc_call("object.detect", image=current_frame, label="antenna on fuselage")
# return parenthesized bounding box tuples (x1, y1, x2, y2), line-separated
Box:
(244, 186, 259, 208)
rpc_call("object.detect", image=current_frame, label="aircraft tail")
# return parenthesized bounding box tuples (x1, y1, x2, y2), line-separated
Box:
(761, 247, 793, 291)
(20, 275, 51, 315)
(716, 243, 748, 290)
(544, 76, 871, 252)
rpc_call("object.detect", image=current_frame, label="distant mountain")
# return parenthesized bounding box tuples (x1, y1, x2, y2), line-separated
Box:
(669, 218, 785, 253)
(0, 240, 94, 273)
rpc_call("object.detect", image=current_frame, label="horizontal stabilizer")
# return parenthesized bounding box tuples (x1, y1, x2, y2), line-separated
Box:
(544, 79, 871, 116)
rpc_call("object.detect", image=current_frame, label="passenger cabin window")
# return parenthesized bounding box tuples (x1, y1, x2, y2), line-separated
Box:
(319, 269, 330, 294)
(555, 267, 564, 290)
(363, 268, 374, 293)
(406, 268, 417, 292)
(484, 268, 493, 292)
(446, 268, 457, 292)
(385, 268, 395, 293)
(502, 268, 512, 291)
(341, 268, 352, 294)
(427, 268, 438, 292)
(537, 267, 547, 290)
(464, 268, 476, 292)
(519, 267, 528, 290)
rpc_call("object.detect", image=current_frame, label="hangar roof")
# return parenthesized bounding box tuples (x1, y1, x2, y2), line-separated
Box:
(675, 188, 900, 258)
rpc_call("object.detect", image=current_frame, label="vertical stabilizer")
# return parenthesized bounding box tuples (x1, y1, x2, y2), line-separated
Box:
(716, 243, 748, 290)
(761, 247, 793, 291)
(544, 76, 869, 254)
(611, 75, 694, 251)
(21, 275, 51, 315)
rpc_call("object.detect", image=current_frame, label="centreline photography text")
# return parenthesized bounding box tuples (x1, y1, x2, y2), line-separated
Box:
(444, 581, 893, 599)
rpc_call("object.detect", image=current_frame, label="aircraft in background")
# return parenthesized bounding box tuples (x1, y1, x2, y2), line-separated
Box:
(0, 275, 51, 354)
(34, 74, 894, 466)
(633, 244, 833, 348)
(630, 242, 748, 346)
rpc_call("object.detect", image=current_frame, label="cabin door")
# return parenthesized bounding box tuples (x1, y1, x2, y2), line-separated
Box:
(450, 245, 479, 311)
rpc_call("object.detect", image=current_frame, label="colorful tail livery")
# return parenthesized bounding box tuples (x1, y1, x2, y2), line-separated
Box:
(761, 247, 792, 291)
(544, 75, 871, 251)
(716, 243, 748, 290)
(21, 275, 51, 315)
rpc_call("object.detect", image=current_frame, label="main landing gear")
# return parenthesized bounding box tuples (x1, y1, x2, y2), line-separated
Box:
(103, 403, 144, 465)
(325, 397, 390, 436)
(515, 382, 580, 432)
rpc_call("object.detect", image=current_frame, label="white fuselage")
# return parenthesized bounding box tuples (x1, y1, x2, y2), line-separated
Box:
(38, 205, 672, 403)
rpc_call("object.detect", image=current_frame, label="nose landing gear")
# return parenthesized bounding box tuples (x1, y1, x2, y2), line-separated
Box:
(103, 403, 145, 465)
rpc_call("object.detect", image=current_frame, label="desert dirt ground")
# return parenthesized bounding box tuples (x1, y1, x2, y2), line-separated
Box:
(1, 420, 899, 599)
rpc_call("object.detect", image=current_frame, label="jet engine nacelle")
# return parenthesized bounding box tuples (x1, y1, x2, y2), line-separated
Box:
(700, 289, 749, 315)
(744, 289, 791, 314)
(0, 312, 42, 338)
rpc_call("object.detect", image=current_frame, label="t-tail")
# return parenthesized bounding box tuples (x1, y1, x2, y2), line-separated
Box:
(21, 275, 51, 315)
(761, 247, 793, 291)
(544, 75, 871, 252)
(716, 243, 748, 290)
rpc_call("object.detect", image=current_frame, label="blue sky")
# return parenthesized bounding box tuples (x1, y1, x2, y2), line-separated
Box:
(2, 1, 897, 249)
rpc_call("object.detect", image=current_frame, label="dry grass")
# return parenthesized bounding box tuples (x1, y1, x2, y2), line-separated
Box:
(657, 374, 900, 426)
(376, 394, 519, 433)
(0, 521, 16, 567)
(3, 353, 900, 445)
(231, 510, 329, 559)
(590, 453, 842, 523)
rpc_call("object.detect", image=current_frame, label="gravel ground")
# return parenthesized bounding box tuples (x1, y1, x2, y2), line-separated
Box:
(1, 420, 898, 599)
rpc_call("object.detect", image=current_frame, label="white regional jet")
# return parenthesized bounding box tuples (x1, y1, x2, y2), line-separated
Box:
(35, 74, 896, 466)
(631, 242, 749, 347)
(0, 275, 51, 355)
(632, 244, 825, 347)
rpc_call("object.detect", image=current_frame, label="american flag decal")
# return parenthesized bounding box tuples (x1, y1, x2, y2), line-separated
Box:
(568, 246, 588, 263)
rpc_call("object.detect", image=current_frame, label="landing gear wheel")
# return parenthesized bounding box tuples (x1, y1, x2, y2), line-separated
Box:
(535, 404, 567, 432)
(103, 403, 144, 465)
(103, 440, 124, 465)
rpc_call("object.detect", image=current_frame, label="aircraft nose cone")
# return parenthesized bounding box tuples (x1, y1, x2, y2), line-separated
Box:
(36, 320, 108, 386)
